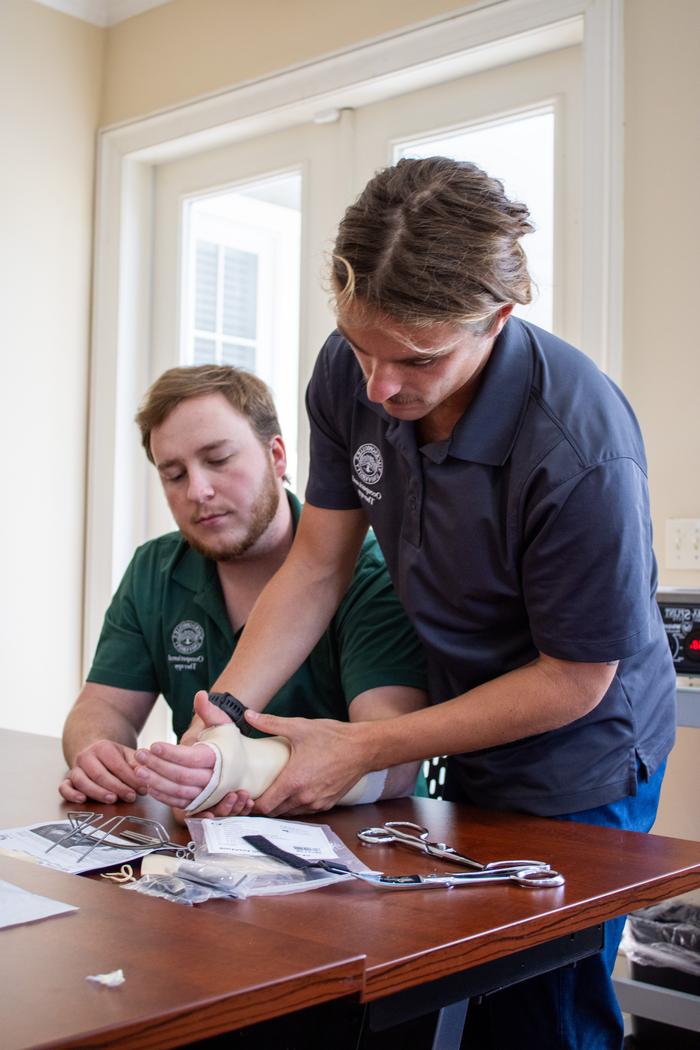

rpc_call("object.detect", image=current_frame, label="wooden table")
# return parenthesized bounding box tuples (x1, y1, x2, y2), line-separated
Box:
(2, 728, 700, 1050)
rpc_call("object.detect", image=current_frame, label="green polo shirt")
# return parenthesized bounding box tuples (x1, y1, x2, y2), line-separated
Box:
(87, 492, 426, 739)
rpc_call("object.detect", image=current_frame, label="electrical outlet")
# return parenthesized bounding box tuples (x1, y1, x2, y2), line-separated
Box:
(665, 518, 700, 570)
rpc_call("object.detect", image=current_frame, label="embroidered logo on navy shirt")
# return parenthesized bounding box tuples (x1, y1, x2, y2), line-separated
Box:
(352, 443, 384, 506)
(171, 620, 205, 655)
(353, 443, 383, 484)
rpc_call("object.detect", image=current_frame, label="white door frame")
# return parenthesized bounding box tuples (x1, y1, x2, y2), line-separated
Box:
(85, 0, 623, 667)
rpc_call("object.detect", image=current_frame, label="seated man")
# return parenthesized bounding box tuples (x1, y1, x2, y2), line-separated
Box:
(61, 365, 426, 812)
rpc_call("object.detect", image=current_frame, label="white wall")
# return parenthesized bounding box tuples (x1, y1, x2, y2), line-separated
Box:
(622, 0, 700, 842)
(0, 0, 104, 736)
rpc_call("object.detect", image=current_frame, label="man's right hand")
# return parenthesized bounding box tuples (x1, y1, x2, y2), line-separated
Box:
(136, 691, 255, 820)
(59, 740, 147, 805)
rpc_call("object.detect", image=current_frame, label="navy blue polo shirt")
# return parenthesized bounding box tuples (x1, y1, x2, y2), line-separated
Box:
(305, 318, 676, 816)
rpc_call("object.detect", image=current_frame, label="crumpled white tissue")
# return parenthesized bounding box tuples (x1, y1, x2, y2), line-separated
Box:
(85, 968, 125, 987)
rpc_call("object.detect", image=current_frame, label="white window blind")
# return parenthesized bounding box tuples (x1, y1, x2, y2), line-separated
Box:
(193, 240, 258, 371)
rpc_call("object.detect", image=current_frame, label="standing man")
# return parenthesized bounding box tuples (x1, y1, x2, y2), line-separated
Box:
(60, 365, 426, 812)
(139, 158, 675, 1048)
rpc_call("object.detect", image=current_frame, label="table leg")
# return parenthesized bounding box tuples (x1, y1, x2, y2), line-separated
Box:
(368, 924, 604, 1038)
(431, 999, 470, 1050)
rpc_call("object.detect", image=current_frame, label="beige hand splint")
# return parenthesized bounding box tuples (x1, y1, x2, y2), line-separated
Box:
(185, 723, 386, 815)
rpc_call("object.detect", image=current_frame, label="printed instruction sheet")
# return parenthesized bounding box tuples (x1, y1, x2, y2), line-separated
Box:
(0, 821, 152, 874)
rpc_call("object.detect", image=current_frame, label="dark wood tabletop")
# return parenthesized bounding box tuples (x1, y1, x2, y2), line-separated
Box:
(0, 733, 363, 1050)
(2, 728, 700, 1050)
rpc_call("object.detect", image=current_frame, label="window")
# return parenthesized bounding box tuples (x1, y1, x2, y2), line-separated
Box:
(191, 240, 259, 370)
(183, 172, 302, 481)
(396, 108, 555, 331)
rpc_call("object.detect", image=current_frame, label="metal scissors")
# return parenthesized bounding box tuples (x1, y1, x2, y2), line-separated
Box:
(349, 866, 565, 891)
(243, 834, 565, 892)
(357, 821, 552, 874)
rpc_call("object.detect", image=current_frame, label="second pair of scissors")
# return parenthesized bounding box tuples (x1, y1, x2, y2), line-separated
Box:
(357, 821, 553, 874)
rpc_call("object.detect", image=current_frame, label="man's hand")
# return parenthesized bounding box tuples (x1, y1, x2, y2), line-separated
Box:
(59, 740, 146, 805)
(134, 690, 254, 820)
(244, 710, 370, 817)
(61, 683, 156, 804)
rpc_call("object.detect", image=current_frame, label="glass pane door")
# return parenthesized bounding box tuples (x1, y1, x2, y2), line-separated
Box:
(151, 119, 349, 538)
(183, 172, 302, 480)
(396, 108, 554, 331)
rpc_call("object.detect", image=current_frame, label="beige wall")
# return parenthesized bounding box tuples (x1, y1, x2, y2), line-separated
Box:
(623, 0, 700, 841)
(101, 0, 477, 126)
(0, 1, 104, 735)
(623, 0, 700, 580)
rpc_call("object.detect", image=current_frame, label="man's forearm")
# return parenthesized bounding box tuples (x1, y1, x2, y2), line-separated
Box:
(62, 688, 153, 766)
(63, 706, 136, 766)
(353, 656, 617, 772)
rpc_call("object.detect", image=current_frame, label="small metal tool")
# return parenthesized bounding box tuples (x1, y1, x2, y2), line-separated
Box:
(357, 821, 552, 873)
(45, 812, 195, 863)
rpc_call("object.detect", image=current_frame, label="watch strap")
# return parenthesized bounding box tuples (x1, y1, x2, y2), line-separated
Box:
(207, 691, 251, 734)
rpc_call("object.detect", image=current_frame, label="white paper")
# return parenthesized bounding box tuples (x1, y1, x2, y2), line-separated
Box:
(0, 821, 154, 874)
(0, 878, 77, 929)
(201, 817, 338, 859)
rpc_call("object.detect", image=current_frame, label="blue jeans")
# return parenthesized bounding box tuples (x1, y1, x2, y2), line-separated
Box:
(460, 758, 667, 1050)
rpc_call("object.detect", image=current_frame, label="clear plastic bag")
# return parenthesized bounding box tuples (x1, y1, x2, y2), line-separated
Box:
(185, 816, 371, 897)
(621, 900, 700, 977)
(123, 873, 219, 905)
(123, 856, 249, 905)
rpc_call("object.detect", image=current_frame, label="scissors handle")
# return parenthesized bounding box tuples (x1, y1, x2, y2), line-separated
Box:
(357, 821, 429, 847)
(433, 867, 565, 888)
(482, 859, 552, 872)
(384, 821, 430, 842)
(356, 825, 558, 880)
(513, 868, 565, 888)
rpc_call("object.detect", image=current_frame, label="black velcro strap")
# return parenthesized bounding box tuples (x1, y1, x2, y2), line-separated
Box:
(243, 835, 311, 871)
(243, 835, 352, 877)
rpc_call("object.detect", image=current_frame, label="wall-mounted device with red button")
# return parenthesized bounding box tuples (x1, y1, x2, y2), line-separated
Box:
(656, 589, 700, 674)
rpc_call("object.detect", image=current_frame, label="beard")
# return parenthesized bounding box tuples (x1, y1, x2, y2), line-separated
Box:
(182, 465, 281, 562)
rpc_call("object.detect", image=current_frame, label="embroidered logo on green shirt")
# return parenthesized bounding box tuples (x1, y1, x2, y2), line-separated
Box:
(171, 620, 205, 655)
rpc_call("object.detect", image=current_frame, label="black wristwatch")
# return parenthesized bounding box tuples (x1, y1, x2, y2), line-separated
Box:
(207, 691, 251, 734)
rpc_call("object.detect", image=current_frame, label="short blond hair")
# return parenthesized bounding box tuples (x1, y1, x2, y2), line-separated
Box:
(136, 365, 282, 463)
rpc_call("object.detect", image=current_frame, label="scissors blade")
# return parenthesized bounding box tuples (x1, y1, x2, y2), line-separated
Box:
(420, 842, 483, 869)
(419, 844, 552, 874)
